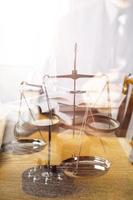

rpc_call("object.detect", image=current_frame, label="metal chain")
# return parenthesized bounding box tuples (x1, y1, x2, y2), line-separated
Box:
(19, 88, 46, 141)
(75, 75, 112, 163)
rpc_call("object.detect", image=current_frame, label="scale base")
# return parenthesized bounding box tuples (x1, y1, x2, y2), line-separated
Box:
(22, 165, 76, 198)
(2, 139, 46, 154)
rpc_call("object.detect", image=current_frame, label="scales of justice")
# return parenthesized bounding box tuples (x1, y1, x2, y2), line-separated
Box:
(3, 43, 120, 197)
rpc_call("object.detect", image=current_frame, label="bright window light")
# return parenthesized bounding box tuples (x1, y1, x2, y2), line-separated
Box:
(0, 0, 69, 67)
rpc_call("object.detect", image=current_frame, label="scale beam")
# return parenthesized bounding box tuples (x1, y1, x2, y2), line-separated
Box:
(48, 73, 95, 80)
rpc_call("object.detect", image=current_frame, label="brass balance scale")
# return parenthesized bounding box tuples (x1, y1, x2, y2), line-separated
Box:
(3, 44, 120, 197)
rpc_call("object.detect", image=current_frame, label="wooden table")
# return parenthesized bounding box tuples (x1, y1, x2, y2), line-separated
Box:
(0, 129, 133, 200)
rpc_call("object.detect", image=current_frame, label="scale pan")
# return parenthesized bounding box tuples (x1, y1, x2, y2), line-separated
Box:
(87, 114, 120, 132)
(61, 156, 111, 178)
(2, 139, 46, 155)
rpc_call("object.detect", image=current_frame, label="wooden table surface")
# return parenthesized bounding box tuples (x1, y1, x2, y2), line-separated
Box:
(0, 129, 133, 200)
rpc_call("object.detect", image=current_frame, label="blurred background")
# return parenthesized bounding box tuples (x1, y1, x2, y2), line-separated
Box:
(0, 0, 132, 103)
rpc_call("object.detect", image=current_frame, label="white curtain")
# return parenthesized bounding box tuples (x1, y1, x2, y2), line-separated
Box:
(0, 0, 133, 102)
(53, 0, 132, 78)
(31, 0, 133, 85)
(0, 0, 69, 102)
